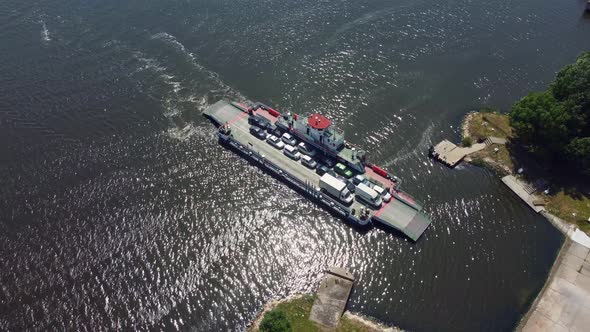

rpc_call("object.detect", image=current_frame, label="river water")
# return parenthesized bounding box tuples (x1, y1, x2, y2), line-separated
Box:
(1, 0, 589, 330)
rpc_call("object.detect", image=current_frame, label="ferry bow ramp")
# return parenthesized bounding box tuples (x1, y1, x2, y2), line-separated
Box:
(203, 100, 431, 241)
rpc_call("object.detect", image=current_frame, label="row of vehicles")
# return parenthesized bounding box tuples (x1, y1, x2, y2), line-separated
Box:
(249, 115, 322, 170)
(248, 114, 391, 209)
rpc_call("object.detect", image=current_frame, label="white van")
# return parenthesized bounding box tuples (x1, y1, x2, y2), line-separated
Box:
(372, 185, 392, 202)
(283, 144, 301, 160)
(355, 183, 382, 208)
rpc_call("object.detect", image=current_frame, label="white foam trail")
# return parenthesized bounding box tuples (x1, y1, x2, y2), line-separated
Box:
(40, 20, 51, 42)
(132, 33, 248, 139)
(150, 32, 245, 101)
(132, 52, 167, 74)
(382, 122, 434, 166)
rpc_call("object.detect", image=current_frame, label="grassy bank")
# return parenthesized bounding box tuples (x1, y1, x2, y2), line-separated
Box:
(463, 110, 590, 235)
(462, 110, 515, 174)
(250, 295, 392, 332)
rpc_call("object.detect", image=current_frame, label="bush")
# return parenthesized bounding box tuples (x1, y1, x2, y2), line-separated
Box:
(260, 309, 292, 332)
(462, 136, 473, 147)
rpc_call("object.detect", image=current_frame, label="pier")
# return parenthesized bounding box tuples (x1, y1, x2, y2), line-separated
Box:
(203, 100, 431, 241)
(309, 267, 355, 328)
(430, 139, 487, 167)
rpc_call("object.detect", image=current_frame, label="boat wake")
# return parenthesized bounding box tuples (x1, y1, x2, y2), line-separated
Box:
(131, 33, 247, 140)
(150, 32, 245, 101)
(383, 122, 434, 166)
(39, 19, 51, 43)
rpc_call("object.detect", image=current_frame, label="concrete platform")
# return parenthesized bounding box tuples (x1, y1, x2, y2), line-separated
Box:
(309, 267, 355, 328)
(502, 175, 545, 213)
(431, 139, 486, 167)
(520, 241, 590, 332)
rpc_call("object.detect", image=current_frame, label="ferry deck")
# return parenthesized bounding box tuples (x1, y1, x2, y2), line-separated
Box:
(203, 100, 431, 241)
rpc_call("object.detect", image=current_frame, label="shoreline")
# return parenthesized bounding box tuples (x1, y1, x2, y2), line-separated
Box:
(460, 111, 590, 331)
(248, 294, 303, 331)
(248, 294, 401, 332)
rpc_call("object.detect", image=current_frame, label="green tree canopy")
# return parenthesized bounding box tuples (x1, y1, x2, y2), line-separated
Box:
(551, 52, 590, 120)
(510, 92, 571, 155)
(259, 309, 292, 332)
(565, 137, 590, 175)
(510, 51, 590, 174)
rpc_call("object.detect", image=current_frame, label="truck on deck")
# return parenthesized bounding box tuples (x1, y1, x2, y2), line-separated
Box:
(320, 173, 353, 205)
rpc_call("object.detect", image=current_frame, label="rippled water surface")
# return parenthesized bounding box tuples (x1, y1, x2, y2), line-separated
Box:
(1, 0, 589, 330)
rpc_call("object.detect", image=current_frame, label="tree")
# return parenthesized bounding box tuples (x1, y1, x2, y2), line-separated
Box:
(550, 52, 590, 130)
(259, 309, 292, 332)
(565, 137, 590, 175)
(509, 52, 590, 174)
(509, 91, 571, 157)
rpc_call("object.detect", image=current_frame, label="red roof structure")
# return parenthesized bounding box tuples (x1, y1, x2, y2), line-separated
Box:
(308, 113, 331, 130)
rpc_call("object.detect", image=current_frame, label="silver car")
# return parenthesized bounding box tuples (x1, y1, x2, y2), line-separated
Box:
(301, 155, 317, 169)
(266, 135, 285, 149)
(281, 133, 297, 146)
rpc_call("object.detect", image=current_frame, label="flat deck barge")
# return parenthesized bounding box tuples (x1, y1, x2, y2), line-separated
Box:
(203, 100, 431, 241)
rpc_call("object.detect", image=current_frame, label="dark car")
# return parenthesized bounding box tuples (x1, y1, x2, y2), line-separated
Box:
(266, 123, 277, 134)
(346, 181, 356, 192)
(318, 155, 336, 168)
(249, 126, 267, 139)
(248, 115, 270, 130)
(316, 165, 329, 176)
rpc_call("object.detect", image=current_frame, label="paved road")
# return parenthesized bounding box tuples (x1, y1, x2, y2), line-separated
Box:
(520, 240, 590, 332)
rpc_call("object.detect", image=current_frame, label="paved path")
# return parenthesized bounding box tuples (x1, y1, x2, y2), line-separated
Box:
(502, 175, 545, 213)
(520, 240, 590, 332)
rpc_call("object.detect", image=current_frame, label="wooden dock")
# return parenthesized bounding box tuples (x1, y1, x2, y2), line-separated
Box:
(430, 139, 487, 167)
(309, 267, 355, 328)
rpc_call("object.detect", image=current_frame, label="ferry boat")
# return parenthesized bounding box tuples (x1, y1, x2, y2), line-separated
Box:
(203, 100, 431, 241)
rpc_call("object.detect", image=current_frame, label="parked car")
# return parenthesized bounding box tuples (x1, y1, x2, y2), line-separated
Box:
(297, 142, 316, 157)
(266, 135, 285, 149)
(248, 115, 270, 129)
(249, 126, 267, 139)
(334, 163, 353, 178)
(352, 175, 366, 185)
(317, 155, 336, 168)
(283, 145, 301, 160)
(266, 123, 277, 134)
(372, 185, 392, 203)
(281, 132, 297, 146)
(345, 180, 356, 192)
(301, 155, 317, 169)
(316, 165, 329, 176)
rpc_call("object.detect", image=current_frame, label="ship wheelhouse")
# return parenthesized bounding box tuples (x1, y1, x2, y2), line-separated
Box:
(276, 110, 366, 173)
(293, 113, 345, 152)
